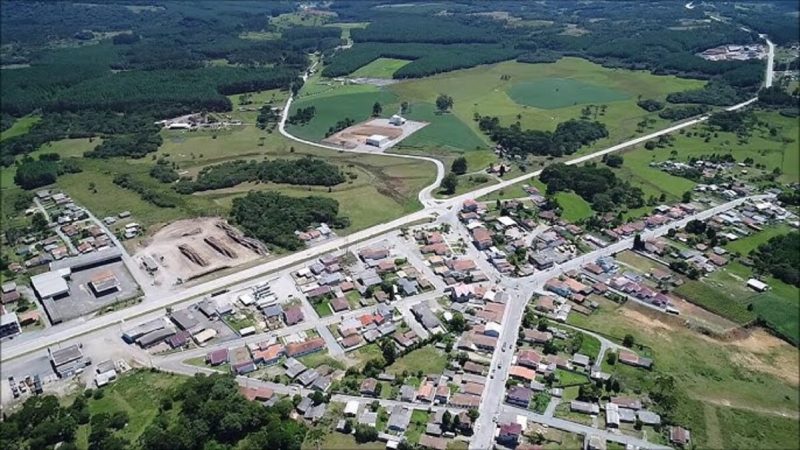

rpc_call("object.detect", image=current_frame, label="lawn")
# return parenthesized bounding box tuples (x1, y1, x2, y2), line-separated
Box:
(76, 370, 185, 448)
(577, 334, 601, 359)
(298, 352, 346, 370)
(724, 224, 794, 255)
(566, 300, 799, 449)
(715, 405, 800, 450)
(405, 410, 431, 444)
(555, 369, 590, 387)
(386, 346, 449, 375)
(398, 102, 488, 152)
(555, 191, 593, 223)
(314, 300, 333, 317)
(351, 58, 412, 78)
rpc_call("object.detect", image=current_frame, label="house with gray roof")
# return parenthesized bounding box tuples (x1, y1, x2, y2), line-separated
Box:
(387, 405, 412, 433)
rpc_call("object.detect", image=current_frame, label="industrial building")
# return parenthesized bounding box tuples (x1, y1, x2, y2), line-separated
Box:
(49, 344, 91, 377)
(366, 134, 390, 147)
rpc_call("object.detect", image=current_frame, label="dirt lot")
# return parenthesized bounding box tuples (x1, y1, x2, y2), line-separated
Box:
(322, 118, 427, 150)
(133, 217, 264, 288)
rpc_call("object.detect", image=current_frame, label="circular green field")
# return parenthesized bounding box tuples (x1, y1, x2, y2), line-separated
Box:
(507, 78, 630, 109)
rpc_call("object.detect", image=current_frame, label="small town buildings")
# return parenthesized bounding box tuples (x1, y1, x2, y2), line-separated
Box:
(670, 426, 691, 447)
(506, 386, 533, 407)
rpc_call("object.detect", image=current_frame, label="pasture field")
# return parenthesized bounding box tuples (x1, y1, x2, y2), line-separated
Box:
(567, 300, 799, 450)
(351, 57, 412, 78)
(388, 57, 705, 152)
(507, 78, 629, 109)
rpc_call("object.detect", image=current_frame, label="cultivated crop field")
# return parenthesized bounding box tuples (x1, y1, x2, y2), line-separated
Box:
(351, 58, 412, 79)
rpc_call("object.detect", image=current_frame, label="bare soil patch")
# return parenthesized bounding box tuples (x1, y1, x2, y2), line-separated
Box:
(134, 217, 264, 288)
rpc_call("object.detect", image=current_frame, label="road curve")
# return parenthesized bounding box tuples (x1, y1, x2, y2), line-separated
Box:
(277, 69, 445, 208)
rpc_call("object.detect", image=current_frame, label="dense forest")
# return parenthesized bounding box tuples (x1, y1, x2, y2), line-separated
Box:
(0, 1, 316, 164)
(0, 372, 307, 450)
(750, 232, 800, 287)
(477, 115, 608, 157)
(322, 42, 521, 79)
(174, 157, 346, 193)
(231, 191, 349, 250)
(540, 163, 645, 212)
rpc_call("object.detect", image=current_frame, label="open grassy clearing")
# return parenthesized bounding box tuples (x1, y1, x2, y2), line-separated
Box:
(302, 433, 384, 450)
(47, 123, 435, 234)
(386, 346, 449, 375)
(1, 115, 40, 141)
(351, 58, 412, 79)
(567, 301, 799, 449)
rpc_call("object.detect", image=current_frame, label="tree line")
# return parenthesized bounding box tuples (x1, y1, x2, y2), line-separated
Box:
(477, 115, 608, 157)
(540, 163, 645, 213)
(175, 157, 346, 194)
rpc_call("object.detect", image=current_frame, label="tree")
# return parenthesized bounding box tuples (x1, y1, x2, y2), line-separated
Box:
(440, 172, 458, 194)
(343, 419, 353, 434)
(31, 212, 49, 233)
(380, 339, 397, 365)
(372, 102, 382, 117)
(447, 311, 466, 333)
(603, 154, 624, 168)
(354, 424, 378, 443)
(441, 411, 452, 431)
(467, 408, 480, 421)
(633, 234, 645, 251)
(681, 190, 692, 203)
(436, 94, 454, 113)
(451, 156, 467, 175)
(606, 351, 617, 365)
(400, 101, 409, 113)
(622, 334, 635, 348)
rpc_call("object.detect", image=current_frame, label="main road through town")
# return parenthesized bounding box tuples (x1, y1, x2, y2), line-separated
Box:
(0, 33, 773, 364)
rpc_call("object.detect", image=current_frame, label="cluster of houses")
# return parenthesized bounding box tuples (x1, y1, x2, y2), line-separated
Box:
(332, 303, 406, 350)
(697, 43, 766, 61)
(294, 245, 433, 311)
(340, 400, 472, 448)
(237, 281, 304, 330)
(205, 335, 328, 379)
(295, 222, 335, 244)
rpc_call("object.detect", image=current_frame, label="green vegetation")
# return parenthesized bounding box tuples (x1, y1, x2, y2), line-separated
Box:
(350, 58, 412, 79)
(230, 191, 347, 251)
(568, 301, 799, 449)
(175, 157, 346, 193)
(725, 225, 794, 255)
(554, 192, 594, 223)
(478, 115, 609, 157)
(0, 115, 40, 141)
(507, 78, 629, 109)
(541, 163, 644, 213)
(674, 278, 757, 325)
(749, 232, 799, 287)
(386, 346, 448, 375)
(555, 369, 591, 387)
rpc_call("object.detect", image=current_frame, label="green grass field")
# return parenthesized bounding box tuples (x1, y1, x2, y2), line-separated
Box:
(507, 78, 629, 109)
(555, 369, 590, 387)
(386, 346, 448, 375)
(389, 57, 705, 154)
(555, 191, 593, 222)
(725, 224, 794, 255)
(351, 58, 412, 78)
(399, 102, 488, 152)
(567, 301, 799, 450)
